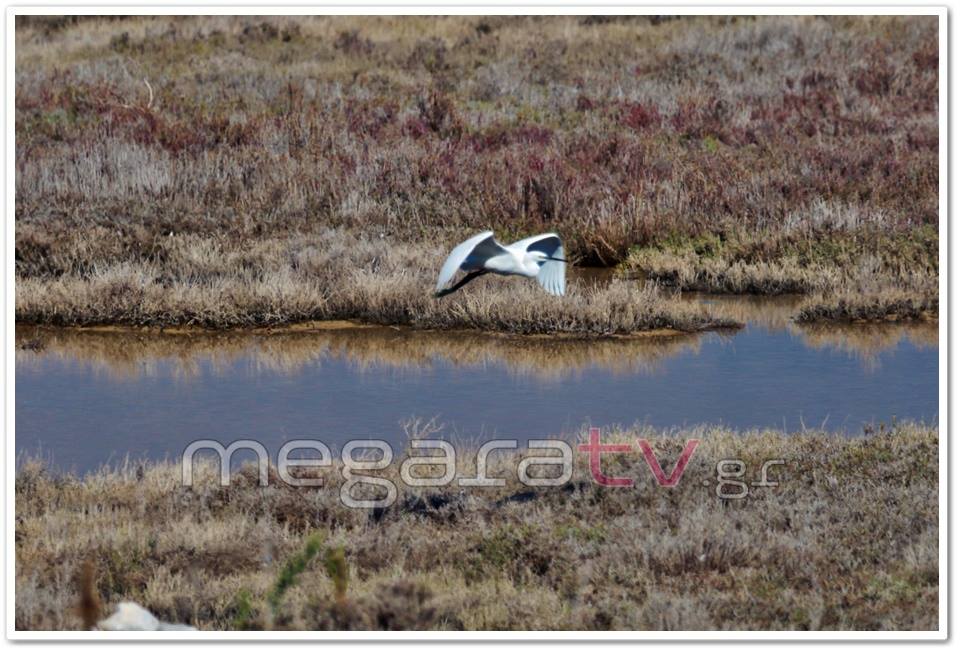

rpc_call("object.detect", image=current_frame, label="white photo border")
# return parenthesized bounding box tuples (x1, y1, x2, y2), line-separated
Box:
(3, 3, 949, 642)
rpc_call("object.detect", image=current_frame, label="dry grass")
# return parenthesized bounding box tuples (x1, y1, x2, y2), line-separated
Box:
(14, 15, 939, 328)
(15, 229, 733, 334)
(15, 422, 938, 631)
(623, 227, 938, 320)
(794, 289, 938, 324)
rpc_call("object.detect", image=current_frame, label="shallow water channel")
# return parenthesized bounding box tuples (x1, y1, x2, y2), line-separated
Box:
(16, 292, 938, 474)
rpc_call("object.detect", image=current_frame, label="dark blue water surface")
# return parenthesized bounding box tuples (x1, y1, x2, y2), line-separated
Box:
(16, 305, 939, 474)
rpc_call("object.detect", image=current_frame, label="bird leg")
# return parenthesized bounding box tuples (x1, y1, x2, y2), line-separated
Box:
(435, 269, 489, 298)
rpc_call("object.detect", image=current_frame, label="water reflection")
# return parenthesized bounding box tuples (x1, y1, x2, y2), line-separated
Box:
(798, 323, 938, 371)
(16, 324, 704, 381)
(682, 292, 803, 331)
(15, 294, 938, 473)
(16, 294, 937, 380)
(683, 293, 938, 370)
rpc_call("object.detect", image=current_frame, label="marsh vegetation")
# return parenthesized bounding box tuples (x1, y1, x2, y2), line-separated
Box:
(15, 423, 938, 631)
(15, 15, 938, 330)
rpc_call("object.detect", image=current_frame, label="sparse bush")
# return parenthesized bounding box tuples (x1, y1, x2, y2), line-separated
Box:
(268, 532, 324, 616)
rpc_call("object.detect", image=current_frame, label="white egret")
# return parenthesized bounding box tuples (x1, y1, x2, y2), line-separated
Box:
(435, 231, 567, 297)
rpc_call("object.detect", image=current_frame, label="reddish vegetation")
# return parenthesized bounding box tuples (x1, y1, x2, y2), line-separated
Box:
(13, 15, 939, 325)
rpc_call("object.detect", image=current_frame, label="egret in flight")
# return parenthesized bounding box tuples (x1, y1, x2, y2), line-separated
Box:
(435, 231, 566, 298)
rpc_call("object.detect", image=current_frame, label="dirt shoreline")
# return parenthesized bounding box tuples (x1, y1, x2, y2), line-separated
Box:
(14, 319, 702, 340)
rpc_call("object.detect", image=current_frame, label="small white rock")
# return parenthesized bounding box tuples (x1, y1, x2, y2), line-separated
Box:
(97, 601, 196, 631)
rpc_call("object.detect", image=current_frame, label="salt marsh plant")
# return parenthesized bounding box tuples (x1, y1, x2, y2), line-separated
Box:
(14, 16, 939, 328)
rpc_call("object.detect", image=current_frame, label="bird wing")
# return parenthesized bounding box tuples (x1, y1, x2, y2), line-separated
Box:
(509, 233, 565, 296)
(537, 245, 565, 296)
(509, 232, 562, 256)
(435, 231, 505, 293)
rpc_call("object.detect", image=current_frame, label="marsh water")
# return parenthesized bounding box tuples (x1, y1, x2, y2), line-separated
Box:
(16, 291, 938, 474)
